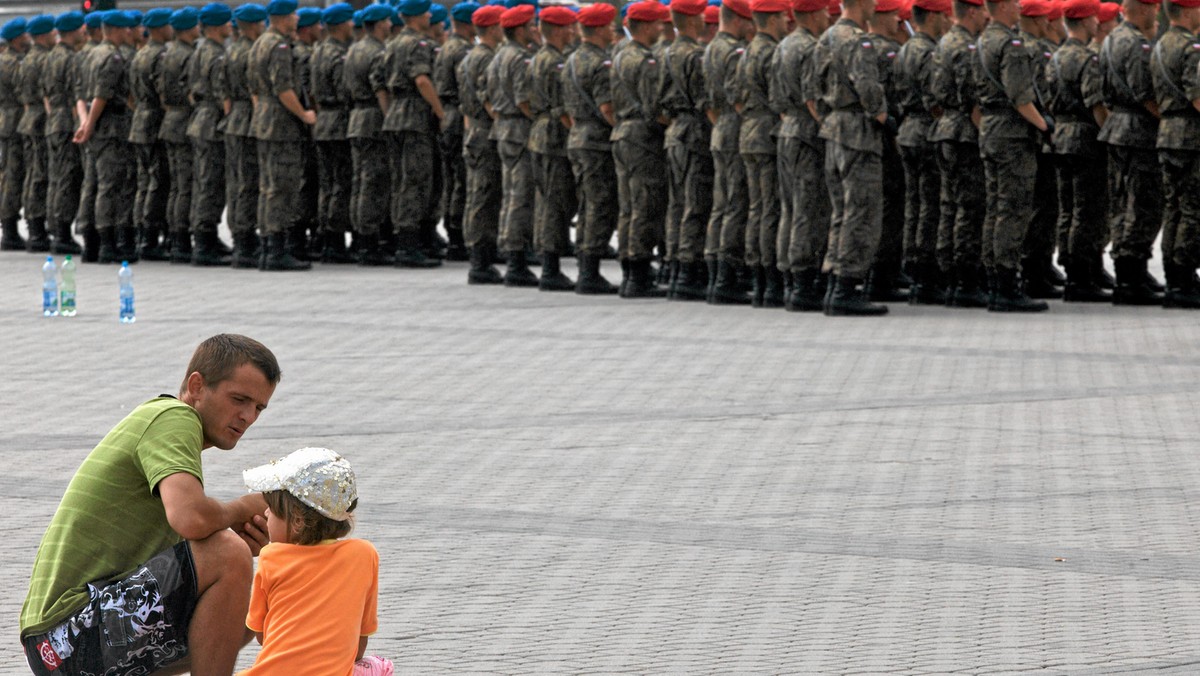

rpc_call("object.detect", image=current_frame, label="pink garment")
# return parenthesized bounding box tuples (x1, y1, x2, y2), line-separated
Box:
(354, 656, 395, 676)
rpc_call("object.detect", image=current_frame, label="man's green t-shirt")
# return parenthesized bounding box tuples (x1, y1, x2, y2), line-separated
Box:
(20, 397, 205, 637)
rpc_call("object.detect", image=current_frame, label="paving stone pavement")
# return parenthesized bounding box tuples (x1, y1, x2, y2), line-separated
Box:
(2, 247, 1200, 675)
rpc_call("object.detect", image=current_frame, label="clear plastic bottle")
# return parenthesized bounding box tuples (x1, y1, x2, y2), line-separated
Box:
(60, 255, 77, 317)
(118, 261, 135, 323)
(42, 256, 58, 317)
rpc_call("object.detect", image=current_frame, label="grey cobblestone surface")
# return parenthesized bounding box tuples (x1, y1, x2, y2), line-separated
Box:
(2, 249, 1200, 674)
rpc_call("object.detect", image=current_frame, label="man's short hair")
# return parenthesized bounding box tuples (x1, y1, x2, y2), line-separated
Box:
(911, 4, 932, 22)
(580, 22, 604, 36)
(1164, 0, 1183, 18)
(181, 334, 281, 392)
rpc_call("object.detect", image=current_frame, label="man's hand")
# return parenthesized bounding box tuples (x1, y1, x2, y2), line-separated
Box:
(233, 513, 269, 556)
(301, 109, 317, 126)
(72, 121, 93, 145)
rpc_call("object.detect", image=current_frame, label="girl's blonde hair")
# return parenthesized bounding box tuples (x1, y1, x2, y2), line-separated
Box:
(264, 490, 357, 545)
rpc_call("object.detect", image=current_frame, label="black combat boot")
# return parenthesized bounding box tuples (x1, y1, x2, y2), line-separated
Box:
(82, 225, 100, 263)
(538, 253, 575, 291)
(169, 231, 193, 264)
(51, 222, 82, 255)
(868, 263, 909, 303)
(263, 234, 312, 271)
(750, 265, 766, 307)
(618, 259, 631, 297)
(825, 276, 889, 316)
(1112, 257, 1162, 306)
(192, 230, 232, 266)
(575, 253, 619, 295)
(623, 258, 667, 298)
(1021, 257, 1063, 299)
(395, 230, 442, 268)
(1063, 258, 1111, 302)
(705, 256, 718, 302)
(762, 267, 785, 308)
(670, 261, 708, 301)
(25, 218, 50, 252)
(946, 263, 988, 308)
(444, 222, 469, 261)
(468, 243, 504, 284)
(907, 262, 945, 305)
(786, 269, 824, 313)
(118, 227, 140, 263)
(320, 232, 357, 264)
(356, 233, 394, 266)
(231, 232, 260, 268)
(503, 249, 539, 287)
(97, 228, 120, 264)
(0, 218, 24, 251)
(989, 267, 1049, 312)
(665, 260, 680, 297)
(139, 225, 171, 261)
(708, 258, 751, 305)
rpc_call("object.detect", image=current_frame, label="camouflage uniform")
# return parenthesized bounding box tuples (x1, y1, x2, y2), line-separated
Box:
(702, 31, 748, 263)
(312, 34, 353, 253)
(896, 31, 942, 280)
(0, 45, 24, 241)
(158, 37, 196, 253)
(344, 33, 389, 240)
(868, 31, 905, 296)
(662, 34, 713, 268)
(294, 38, 320, 249)
(815, 18, 887, 280)
(89, 39, 134, 244)
(735, 30, 782, 301)
(1151, 26, 1200, 277)
(611, 39, 668, 270)
(249, 28, 308, 236)
(18, 41, 50, 240)
(562, 40, 616, 257)
(74, 39, 102, 252)
(1019, 31, 1060, 288)
(128, 36, 170, 256)
(434, 32, 472, 253)
(43, 41, 82, 246)
(485, 37, 536, 256)
(224, 33, 259, 250)
(187, 36, 229, 242)
(458, 40, 501, 251)
(528, 41, 577, 256)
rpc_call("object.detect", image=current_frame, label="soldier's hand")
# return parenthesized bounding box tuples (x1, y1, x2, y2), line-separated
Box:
(1040, 114, 1055, 144)
(300, 110, 317, 126)
(73, 123, 93, 145)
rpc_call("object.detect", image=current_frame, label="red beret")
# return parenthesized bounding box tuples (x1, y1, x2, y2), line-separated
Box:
(750, 0, 791, 11)
(579, 2, 617, 24)
(1047, 0, 1064, 19)
(626, 0, 670, 20)
(913, 0, 952, 12)
(704, 4, 721, 20)
(1097, 1, 1120, 18)
(1063, 0, 1098, 17)
(1019, 0, 1051, 16)
(724, 0, 754, 17)
(793, 0, 826, 9)
(500, 4, 535, 26)
(899, 0, 912, 18)
(472, 5, 505, 25)
(671, 0, 707, 15)
(875, 0, 904, 12)
(828, 0, 841, 14)
(540, 5, 578, 23)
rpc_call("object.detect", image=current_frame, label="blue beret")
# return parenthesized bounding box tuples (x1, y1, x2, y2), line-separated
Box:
(488, 0, 507, 6)
(143, 7, 173, 27)
(397, 0, 432, 16)
(27, 15, 55, 35)
(1, 18, 26, 41)
(352, 9, 364, 25)
(505, 0, 536, 8)
(707, 0, 720, 5)
(170, 7, 200, 29)
(85, 12, 103, 28)
(101, 10, 137, 27)
(360, 3, 393, 22)
(429, 4, 448, 23)
(126, 10, 144, 24)
(297, 6, 321, 26)
(234, 3, 268, 21)
(322, 2, 354, 24)
(199, 3, 233, 25)
(266, 0, 298, 15)
(451, 1, 480, 21)
(55, 11, 85, 32)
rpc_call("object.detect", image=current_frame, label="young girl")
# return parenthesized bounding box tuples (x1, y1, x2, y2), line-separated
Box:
(239, 447, 392, 676)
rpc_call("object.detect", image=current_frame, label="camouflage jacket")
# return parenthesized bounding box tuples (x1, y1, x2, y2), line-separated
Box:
(249, 29, 306, 142)
(129, 39, 167, 144)
(457, 41, 496, 148)
(610, 38, 664, 151)
(157, 39, 195, 144)
(0, 49, 22, 138)
(703, 30, 744, 153)
(929, 24, 979, 144)
(312, 36, 351, 142)
(89, 40, 131, 140)
(771, 27, 821, 145)
(1151, 24, 1200, 151)
(17, 42, 49, 137)
(294, 41, 314, 111)
(561, 40, 612, 152)
(42, 42, 78, 137)
(434, 32, 471, 137)
(815, 18, 887, 154)
(974, 21, 1038, 144)
(1097, 20, 1156, 148)
(895, 30, 939, 147)
(344, 34, 388, 140)
(187, 37, 228, 142)
(1047, 37, 1102, 156)
(382, 27, 438, 135)
(486, 39, 533, 144)
(662, 34, 710, 152)
(528, 42, 569, 156)
(736, 31, 780, 155)
(224, 35, 255, 138)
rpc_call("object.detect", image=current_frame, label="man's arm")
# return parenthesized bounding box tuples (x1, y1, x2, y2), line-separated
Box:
(415, 74, 445, 119)
(158, 472, 270, 553)
(278, 89, 317, 125)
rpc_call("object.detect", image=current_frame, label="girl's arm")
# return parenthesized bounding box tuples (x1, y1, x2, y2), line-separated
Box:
(356, 636, 368, 662)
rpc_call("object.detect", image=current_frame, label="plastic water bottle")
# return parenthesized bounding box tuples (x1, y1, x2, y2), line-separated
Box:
(60, 255, 77, 317)
(118, 261, 135, 323)
(42, 256, 58, 317)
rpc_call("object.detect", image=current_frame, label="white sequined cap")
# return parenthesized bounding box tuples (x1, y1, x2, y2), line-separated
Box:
(243, 447, 358, 521)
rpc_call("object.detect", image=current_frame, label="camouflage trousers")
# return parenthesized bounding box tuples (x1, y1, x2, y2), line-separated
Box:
(533, 151, 577, 256)
(981, 137, 1037, 273)
(1108, 145, 1162, 262)
(93, 136, 135, 232)
(134, 141, 169, 232)
(823, 142, 882, 280)
(0, 134, 23, 221)
(21, 133, 46, 222)
(316, 140, 352, 236)
(568, 147, 617, 257)
(667, 143, 713, 265)
(613, 139, 667, 261)
(190, 137, 225, 232)
(876, 138, 904, 272)
(742, 152, 780, 268)
(497, 139, 534, 254)
(1023, 151, 1058, 265)
(350, 136, 389, 237)
(388, 131, 438, 237)
(1159, 148, 1200, 268)
(76, 141, 96, 231)
(777, 137, 830, 274)
(901, 141, 941, 269)
(224, 134, 258, 235)
(165, 141, 193, 236)
(462, 139, 501, 249)
(706, 149, 748, 261)
(46, 132, 81, 231)
(440, 127, 466, 232)
(257, 140, 303, 236)
(937, 140, 984, 269)
(1056, 152, 1107, 262)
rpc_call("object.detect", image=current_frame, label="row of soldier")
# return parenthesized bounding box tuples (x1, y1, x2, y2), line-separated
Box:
(0, 0, 1196, 314)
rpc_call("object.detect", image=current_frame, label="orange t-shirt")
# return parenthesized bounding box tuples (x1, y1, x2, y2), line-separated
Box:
(241, 538, 379, 676)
